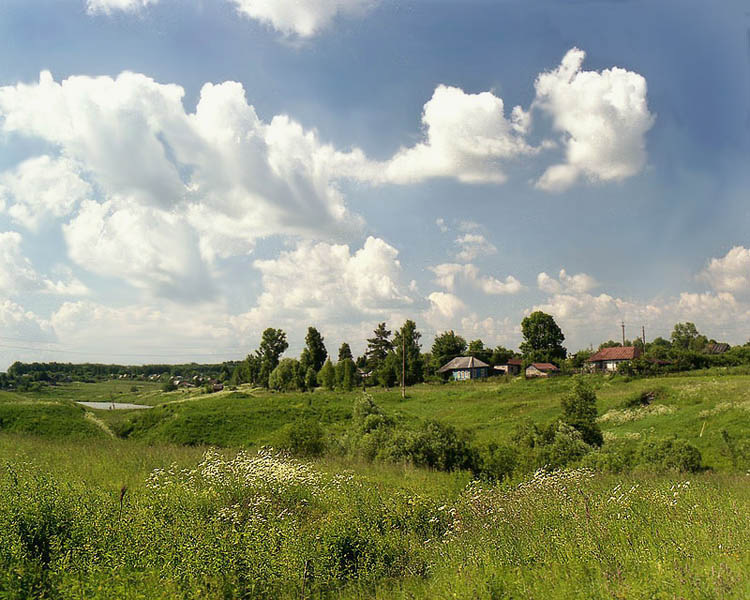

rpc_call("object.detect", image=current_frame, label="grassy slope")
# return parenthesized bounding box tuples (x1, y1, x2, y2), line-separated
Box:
(0, 434, 747, 599)
(3, 371, 749, 469)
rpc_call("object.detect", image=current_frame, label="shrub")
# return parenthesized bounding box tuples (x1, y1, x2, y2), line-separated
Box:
(538, 422, 593, 469)
(280, 419, 326, 457)
(381, 420, 478, 472)
(580, 441, 638, 473)
(561, 377, 603, 447)
(477, 443, 518, 481)
(639, 437, 703, 472)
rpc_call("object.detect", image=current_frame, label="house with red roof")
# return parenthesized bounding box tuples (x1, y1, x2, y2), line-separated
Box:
(586, 346, 642, 372)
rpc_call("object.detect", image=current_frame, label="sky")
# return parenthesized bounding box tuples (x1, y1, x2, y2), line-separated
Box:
(0, 0, 749, 369)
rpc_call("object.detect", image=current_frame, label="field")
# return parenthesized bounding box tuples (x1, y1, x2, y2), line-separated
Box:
(1, 371, 749, 598)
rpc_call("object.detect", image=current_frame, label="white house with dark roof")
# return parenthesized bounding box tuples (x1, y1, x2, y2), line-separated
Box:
(437, 356, 490, 381)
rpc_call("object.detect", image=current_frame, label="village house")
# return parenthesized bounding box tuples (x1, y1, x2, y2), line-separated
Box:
(525, 363, 559, 377)
(438, 356, 490, 381)
(494, 358, 523, 376)
(586, 346, 642, 372)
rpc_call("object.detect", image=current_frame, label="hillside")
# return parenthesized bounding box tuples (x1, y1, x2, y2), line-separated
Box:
(2, 370, 749, 472)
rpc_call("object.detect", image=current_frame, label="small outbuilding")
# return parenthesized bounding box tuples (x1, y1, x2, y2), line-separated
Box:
(525, 363, 559, 377)
(586, 346, 642, 372)
(494, 358, 523, 376)
(438, 356, 490, 381)
(704, 343, 730, 355)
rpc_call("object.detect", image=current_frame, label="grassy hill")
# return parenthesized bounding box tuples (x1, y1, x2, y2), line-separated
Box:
(1, 372, 749, 598)
(3, 370, 749, 471)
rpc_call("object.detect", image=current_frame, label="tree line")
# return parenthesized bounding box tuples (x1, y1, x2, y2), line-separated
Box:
(2, 312, 744, 391)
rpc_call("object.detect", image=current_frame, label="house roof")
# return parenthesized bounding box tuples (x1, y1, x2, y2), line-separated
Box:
(437, 356, 490, 373)
(529, 362, 559, 372)
(507, 358, 523, 366)
(587, 346, 642, 362)
(705, 343, 730, 355)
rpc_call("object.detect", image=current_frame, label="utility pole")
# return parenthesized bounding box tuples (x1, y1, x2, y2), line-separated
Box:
(621, 321, 626, 346)
(401, 331, 406, 400)
(642, 326, 646, 348)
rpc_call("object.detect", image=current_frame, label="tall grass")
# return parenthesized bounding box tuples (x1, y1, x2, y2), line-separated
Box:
(0, 435, 747, 599)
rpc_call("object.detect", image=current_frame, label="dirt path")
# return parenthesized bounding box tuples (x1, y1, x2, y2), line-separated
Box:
(84, 411, 116, 438)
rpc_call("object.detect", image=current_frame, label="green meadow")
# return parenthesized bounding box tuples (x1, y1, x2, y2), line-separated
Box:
(0, 371, 749, 598)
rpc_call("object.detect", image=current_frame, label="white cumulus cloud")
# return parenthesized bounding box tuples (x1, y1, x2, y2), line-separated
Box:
(86, 0, 157, 15)
(238, 236, 414, 328)
(228, 0, 375, 37)
(537, 269, 598, 295)
(0, 155, 91, 231)
(374, 85, 537, 185)
(534, 47, 655, 191)
(0, 231, 88, 297)
(455, 233, 497, 262)
(699, 246, 750, 296)
(430, 263, 522, 295)
(0, 71, 364, 299)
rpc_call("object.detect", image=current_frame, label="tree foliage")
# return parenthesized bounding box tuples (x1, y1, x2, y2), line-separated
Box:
(561, 377, 603, 447)
(519, 311, 566, 364)
(393, 320, 423, 386)
(430, 330, 467, 373)
(337, 343, 353, 362)
(268, 358, 304, 392)
(257, 328, 289, 388)
(467, 339, 492, 364)
(335, 358, 357, 391)
(671, 322, 708, 352)
(300, 327, 327, 375)
(365, 323, 393, 371)
(317, 359, 336, 391)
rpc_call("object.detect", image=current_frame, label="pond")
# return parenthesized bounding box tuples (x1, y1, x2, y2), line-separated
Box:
(77, 401, 151, 410)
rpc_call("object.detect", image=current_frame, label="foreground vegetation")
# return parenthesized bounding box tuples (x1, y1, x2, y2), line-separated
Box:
(1, 369, 749, 598)
(0, 435, 748, 599)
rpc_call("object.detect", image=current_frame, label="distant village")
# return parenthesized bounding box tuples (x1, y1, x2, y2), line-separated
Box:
(1, 311, 742, 393)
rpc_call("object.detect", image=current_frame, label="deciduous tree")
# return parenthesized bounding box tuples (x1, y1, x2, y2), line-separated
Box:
(519, 311, 566, 364)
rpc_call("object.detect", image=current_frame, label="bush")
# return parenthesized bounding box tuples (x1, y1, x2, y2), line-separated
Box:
(538, 422, 593, 469)
(580, 441, 638, 473)
(477, 443, 518, 481)
(639, 437, 703, 472)
(280, 419, 326, 457)
(561, 377, 603, 447)
(162, 381, 177, 392)
(381, 420, 478, 472)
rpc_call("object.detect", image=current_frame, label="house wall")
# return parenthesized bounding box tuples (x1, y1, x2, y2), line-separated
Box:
(526, 366, 546, 377)
(452, 367, 488, 380)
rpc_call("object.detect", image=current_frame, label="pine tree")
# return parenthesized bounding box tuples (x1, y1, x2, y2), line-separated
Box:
(338, 342, 353, 362)
(366, 323, 393, 371)
(393, 320, 423, 386)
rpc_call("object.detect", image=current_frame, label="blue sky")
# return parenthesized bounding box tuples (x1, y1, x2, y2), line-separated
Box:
(0, 0, 748, 368)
